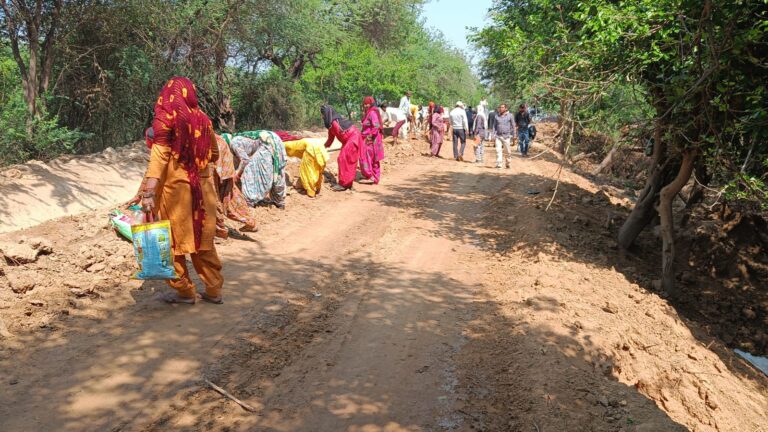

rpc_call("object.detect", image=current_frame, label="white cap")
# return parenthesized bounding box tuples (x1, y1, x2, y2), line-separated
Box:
(456, 101, 465, 108)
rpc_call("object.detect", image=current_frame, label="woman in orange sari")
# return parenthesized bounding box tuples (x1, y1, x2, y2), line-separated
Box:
(140, 77, 224, 304)
(215, 133, 257, 236)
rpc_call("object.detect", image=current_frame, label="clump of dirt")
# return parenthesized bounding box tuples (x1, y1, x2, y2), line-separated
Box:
(0, 212, 138, 334)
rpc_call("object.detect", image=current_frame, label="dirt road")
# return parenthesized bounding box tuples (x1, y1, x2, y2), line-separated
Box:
(1, 134, 766, 431)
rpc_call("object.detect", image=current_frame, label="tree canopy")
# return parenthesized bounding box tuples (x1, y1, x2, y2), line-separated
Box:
(474, 0, 767, 294)
(0, 0, 484, 165)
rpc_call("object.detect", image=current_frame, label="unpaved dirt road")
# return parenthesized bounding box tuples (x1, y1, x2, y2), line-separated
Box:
(1, 132, 767, 431)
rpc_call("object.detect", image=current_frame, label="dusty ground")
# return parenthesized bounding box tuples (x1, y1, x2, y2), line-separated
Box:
(1, 127, 767, 431)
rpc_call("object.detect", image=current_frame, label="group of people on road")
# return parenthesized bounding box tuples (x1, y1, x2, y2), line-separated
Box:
(132, 77, 535, 306)
(425, 98, 535, 168)
(320, 96, 385, 192)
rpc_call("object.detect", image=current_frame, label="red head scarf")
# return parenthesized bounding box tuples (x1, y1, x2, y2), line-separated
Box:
(152, 76, 213, 249)
(362, 96, 382, 130)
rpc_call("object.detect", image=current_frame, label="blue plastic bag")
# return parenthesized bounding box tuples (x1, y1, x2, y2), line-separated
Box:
(131, 220, 177, 280)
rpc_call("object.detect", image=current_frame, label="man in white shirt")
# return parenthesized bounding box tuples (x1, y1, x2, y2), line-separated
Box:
(449, 101, 469, 161)
(399, 91, 412, 138)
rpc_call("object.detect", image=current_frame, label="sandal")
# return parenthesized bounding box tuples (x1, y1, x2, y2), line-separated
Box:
(198, 292, 223, 304)
(160, 292, 196, 304)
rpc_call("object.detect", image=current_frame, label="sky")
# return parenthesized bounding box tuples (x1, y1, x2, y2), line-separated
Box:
(421, 0, 494, 56)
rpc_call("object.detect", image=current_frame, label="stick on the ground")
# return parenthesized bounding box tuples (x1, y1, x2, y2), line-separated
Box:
(205, 379, 258, 413)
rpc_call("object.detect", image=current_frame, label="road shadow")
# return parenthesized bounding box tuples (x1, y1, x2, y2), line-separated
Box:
(0, 238, 686, 431)
(368, 167, 768, 400)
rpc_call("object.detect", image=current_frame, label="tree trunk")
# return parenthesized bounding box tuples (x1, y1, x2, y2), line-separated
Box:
(659, 150, 697, 296)
(592, 143, 618, 176)
(617, 120, 667, 249)
(1, 0, 63, 136)
(214, 41, 235, 132)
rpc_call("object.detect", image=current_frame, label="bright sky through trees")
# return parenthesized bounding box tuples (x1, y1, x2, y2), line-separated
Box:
(422, 0, 492, 54)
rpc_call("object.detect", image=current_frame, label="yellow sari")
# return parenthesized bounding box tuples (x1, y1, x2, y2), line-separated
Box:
(284, 138, 329, 197)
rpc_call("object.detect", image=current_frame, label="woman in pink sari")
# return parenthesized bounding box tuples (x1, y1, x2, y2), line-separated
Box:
(360, 96, 385, 184)
(430, 106, 446, 157)
(321, 104, 361, 191)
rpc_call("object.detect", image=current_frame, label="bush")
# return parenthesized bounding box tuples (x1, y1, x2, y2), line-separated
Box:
(0, 92, 91, 166)
(232, 71, 315, 131)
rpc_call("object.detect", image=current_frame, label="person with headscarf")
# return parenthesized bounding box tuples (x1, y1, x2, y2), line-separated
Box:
(140, 76, 223, 304)
(229, 130, 288, 208)
(321, 104, 361, 191)
(360, 96, 385, 184)
(430, 106, 446, 157)
(214, 133, 258, 236)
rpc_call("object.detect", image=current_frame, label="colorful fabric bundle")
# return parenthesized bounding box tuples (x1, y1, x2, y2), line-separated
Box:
(131, 220, 177, 280)
(275, 130, 304, 142)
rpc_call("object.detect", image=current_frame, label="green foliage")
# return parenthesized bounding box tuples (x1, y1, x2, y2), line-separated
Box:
(0, 92, 90, 165)
(475, 0, 768, 205)
(1, 0, 483, 166)
(232, 69, 313, 130)
(302, 18, 484, 119)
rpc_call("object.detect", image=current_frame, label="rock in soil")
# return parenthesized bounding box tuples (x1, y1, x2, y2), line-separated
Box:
(0, 318, 12, 338)
(6, 270, 38, 293)
(0, 243, 40, 264)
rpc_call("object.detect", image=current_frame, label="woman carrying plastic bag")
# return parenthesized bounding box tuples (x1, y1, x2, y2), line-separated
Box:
(139, 76, 224, 304)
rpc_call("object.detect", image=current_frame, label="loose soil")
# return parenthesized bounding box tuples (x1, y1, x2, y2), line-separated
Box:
(1, 126, 766, 431)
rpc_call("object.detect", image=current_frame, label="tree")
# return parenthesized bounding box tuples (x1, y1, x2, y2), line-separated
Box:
(475, 0, 768, 295)
(0, 0, 63, 128)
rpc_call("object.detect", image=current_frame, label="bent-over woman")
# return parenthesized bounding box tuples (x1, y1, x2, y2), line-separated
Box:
(215, 133, 257, 236)
(321, 104, 361, 192)
(230, 130, 288, 209)
(283, 138, 329, 198)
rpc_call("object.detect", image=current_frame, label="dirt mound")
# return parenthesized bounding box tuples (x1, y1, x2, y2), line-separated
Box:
(664, 208, 768, 355)
(456, 158, 768, 431)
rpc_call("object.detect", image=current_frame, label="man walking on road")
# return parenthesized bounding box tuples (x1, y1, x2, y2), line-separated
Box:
(449, 101, 469, 161)
(493, 104, 516, 168)
(515, 104, 533, 156)
(466, 105, 475, 138)
(399, 91, 412, 137)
